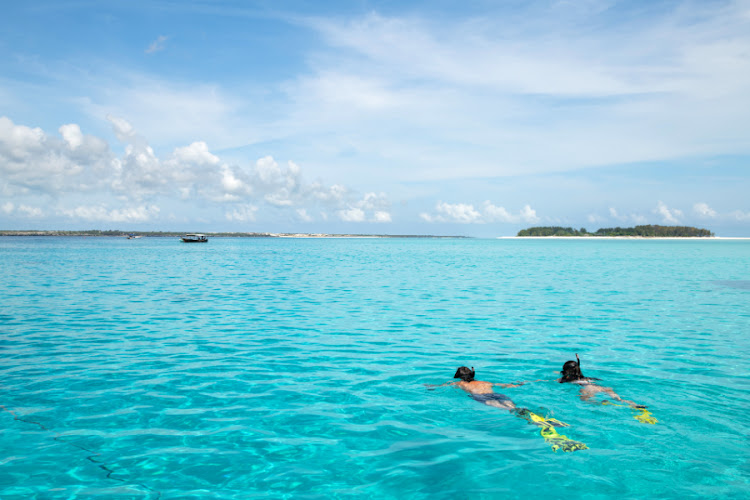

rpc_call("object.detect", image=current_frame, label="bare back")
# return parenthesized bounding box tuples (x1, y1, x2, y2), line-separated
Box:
(456, 380, 494, 394)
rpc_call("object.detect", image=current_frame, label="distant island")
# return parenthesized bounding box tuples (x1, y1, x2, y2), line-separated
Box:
(517, 225, 714, 237)
(0, 230, 466, 239)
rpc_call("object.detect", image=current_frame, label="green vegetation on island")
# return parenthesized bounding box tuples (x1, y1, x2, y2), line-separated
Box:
(517, 225, 714, 238)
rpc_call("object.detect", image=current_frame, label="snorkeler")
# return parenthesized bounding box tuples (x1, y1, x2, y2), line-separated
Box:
(427, 366, 588, 452)
(427, 366, 524, 410)
(559, 354, 647, 409)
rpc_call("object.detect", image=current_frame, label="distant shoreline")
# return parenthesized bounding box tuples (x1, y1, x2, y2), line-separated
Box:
(0, 230, 467, 239)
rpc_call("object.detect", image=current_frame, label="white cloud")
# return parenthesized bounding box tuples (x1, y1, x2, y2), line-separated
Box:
(0, 116, 112, 195)
(435, 202, 482, 223)
(220, 165, 249, 195)
(59, 124, 83, 150)
(333, 192, 392, 223)
(338, 207, 366, 222)
(483, 202, 539, 223)
(1, 116, 390, 226)
(59, 204, 160, 222)
(106, 115, 137, 143)
(1, 202, 44, 218)
(225, 204, 258, 222)
(693, 202, 717, 218)
(146, 35, 169, 54)
(731, 210, 750, 221)
(421, 201, 539, 224)
(283, 3, 750, 183)
(296, 208, 313, 222)
(655, 201, 683, 224)
(172, 141, 219, 166)
(17, 205, 44, 217)
(372, 211, 391, 222)
(0, 116, 45, 163)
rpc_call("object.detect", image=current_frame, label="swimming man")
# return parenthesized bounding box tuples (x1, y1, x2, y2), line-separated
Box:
(426, 366, 525, 410)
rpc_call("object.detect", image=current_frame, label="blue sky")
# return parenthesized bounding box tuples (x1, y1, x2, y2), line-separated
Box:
(1, 0, 749, 236)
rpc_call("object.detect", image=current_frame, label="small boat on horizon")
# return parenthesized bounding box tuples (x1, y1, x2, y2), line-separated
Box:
(181, 234, 208, 243)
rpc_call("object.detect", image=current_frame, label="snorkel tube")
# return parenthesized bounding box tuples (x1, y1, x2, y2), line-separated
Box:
(454, 366, 475, 382)
(560, 354, 584, 383)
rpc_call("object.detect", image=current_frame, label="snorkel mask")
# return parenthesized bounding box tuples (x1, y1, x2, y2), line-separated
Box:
(560, 354, 584, 382)
(454, 366, 475, 382)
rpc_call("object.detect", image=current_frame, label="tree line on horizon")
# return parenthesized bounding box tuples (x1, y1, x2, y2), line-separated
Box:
(517, 225, 714, 237)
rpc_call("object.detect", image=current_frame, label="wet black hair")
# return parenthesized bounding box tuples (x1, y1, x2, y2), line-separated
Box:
(559, 354, 584, 383)
(454, 366, 475, 382)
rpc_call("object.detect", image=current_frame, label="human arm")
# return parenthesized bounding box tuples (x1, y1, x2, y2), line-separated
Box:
(424, 381, 457, 390)
(493, 382, 524, 388)
(493, 378, 551, 388)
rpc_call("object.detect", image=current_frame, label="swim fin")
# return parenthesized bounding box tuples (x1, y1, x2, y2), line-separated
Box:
(516, 408, 569, 428)
(516, 408, 588, 452)
(602, 401, 658, 424)
(539, 425, 589, 453)
(634, 408, 658, 424)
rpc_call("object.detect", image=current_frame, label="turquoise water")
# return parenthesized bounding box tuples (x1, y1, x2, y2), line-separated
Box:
(1, 237, 748, 499)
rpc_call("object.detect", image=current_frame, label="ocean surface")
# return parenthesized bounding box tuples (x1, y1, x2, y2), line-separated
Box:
(1, 237, 748, 499)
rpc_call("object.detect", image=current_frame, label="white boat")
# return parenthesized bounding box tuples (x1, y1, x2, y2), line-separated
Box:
(181, 234, 208, 243)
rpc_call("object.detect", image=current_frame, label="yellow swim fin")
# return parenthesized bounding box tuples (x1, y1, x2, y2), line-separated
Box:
(602, 401, 657, 424)
(634, 408, 658, 424)
(516, 409, 587, 452)
(539, 425, 589, 453)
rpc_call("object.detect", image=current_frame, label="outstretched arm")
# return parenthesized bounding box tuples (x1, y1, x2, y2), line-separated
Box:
(493, 378, 551, 388)
(424, 381, 457, 390)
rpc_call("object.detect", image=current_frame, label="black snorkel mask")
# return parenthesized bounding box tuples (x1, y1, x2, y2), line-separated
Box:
(454, 366, 475, 382)
(560, 354, 584, 382)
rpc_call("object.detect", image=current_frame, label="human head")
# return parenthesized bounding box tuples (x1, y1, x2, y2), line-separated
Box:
(560, 354, 584, 382)
(454, 366, 475, 382)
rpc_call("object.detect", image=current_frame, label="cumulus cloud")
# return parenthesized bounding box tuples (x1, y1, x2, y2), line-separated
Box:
(336, 191, 392, 223)
(59, 204, 160, 222)
(59, 124, 83, 150)
(172, 141, 220, 166)
(654, 201, 683, 224)
(2, 202, 45, 218)
(17, 205, 44, 217)
(373, 211, 392, 222)
(483, 202, 539, 223)
(338, 207, 366, 222)
(225, 204, 258, 222)
(0, 115, 387, 226)
(421, 201, 538, 224)
(693, 202, 717, 218)
(0, 116, 112, 195)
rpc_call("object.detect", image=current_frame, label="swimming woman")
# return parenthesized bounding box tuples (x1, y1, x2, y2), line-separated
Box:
(559, 354, 646, 409)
